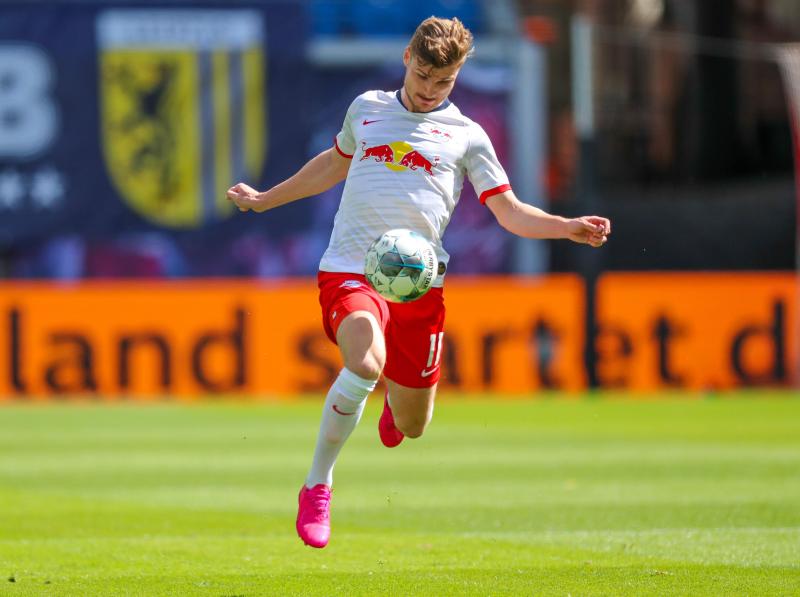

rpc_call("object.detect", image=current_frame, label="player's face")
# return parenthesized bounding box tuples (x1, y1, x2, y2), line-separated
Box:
(401, 49, 463, 113)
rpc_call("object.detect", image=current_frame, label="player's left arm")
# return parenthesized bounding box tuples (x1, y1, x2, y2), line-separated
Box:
(485, 190, 610, 248)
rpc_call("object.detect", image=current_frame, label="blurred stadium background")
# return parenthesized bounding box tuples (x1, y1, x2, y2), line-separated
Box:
(2, 0, 800, 396)
(1, 1, 799, 595)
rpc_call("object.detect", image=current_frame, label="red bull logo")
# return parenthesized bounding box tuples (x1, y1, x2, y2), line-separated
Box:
(360, 141, 394, 163)
(398, 150, 439, 175)
(360, 140, 439, 176)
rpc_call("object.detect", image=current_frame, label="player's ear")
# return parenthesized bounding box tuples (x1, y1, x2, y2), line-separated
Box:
(403, 47, 411, 67)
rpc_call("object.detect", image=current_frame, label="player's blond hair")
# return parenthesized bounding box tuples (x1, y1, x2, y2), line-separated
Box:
(408, 16, 474, 68)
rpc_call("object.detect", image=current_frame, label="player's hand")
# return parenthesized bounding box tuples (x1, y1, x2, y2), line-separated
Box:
(226, 182, 266, 213)
(566, 216, 610, 248)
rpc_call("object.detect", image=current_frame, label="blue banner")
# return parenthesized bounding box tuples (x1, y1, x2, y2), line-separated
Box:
(0, 2, 308, 277)
(0, 2, 512, 278)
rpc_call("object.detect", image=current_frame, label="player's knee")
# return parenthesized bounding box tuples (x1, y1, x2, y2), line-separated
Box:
(400, 423, 426, 439)
(344, 355, 383, 381)
(395, 415, 429, 438)
(338, 314, 385, 380)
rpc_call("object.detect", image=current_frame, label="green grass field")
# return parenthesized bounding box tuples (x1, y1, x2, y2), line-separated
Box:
(0, 393, 798, 596)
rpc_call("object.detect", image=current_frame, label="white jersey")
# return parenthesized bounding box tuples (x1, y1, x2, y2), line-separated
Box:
(319, 89, 510, 286)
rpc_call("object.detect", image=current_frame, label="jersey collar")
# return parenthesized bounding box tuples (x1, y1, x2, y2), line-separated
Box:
(395, 89, 451, 113)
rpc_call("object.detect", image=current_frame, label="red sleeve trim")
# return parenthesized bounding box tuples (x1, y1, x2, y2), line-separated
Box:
(479, 183, 512, 205)
(334, 137, 353, 159)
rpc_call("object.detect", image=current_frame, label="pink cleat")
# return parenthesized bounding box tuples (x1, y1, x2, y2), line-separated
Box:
(296, 484, 331, 548)
(378, 393, 404, 448)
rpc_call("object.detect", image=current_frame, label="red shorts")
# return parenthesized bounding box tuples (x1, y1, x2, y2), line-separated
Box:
(317, 272, 445, 388)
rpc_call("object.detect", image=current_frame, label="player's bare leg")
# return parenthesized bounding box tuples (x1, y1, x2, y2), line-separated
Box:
(297, 310, 384, 548)
(337, 311, 386, 380)
(382, 378, 437, 441)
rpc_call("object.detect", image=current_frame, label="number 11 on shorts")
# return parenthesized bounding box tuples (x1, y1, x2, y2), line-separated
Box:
(426, 332, 444, 368)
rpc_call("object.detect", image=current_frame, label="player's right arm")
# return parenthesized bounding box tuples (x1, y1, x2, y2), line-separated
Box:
(226, 146, 351, 213)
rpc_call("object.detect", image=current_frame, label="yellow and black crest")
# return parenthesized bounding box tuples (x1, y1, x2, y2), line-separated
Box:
(97, 9, 266, 228)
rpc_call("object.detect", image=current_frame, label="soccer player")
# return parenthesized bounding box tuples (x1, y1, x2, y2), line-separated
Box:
(226, 16, 610, 549)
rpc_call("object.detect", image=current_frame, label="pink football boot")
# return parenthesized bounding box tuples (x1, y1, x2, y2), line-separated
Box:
(296, 484, 331, 548)
(378, 392, 404, 448)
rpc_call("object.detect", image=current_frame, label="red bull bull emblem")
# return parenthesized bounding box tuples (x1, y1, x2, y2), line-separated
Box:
(398, 150, 438, 175)
(360, 141, 394, 163)
(360, 140, 439, 176)
(430, 128, 453, 140)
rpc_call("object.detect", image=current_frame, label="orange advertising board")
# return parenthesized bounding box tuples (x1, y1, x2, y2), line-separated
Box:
(0, 280, 337, 399)
(1, 273, 797, 398)
(441, 276, 585, 392)
(0, 276, 585, 399)
(596, 273, 798, 390)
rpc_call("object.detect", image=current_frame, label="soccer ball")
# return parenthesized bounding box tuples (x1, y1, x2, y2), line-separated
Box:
(364, 229, 438, 303)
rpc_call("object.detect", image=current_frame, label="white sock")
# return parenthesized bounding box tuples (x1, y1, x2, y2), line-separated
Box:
(305, 368, 377, 488)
